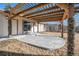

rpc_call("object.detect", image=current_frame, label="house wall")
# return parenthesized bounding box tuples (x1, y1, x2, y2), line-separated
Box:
(12, 19, 17, 35)
(0, 14, 68, 38)
(0, 14, 8, 37)
(12, 19, 23, 35)
(17, 19, 23, 35)
(31, 23, 45, 33)
(0, 14, 24, 38)
(39, 23, 45, 32)
(0, 14, 46, 38)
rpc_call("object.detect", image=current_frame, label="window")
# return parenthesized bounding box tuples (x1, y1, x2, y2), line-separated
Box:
(23, 21, 31, 31)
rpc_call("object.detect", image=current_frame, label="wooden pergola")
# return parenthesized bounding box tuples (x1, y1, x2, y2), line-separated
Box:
(0, 3, 79, 56)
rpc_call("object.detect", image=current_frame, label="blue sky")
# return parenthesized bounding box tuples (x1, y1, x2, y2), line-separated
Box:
(0, 3, 17, 10)
(0, 3, 79, 26)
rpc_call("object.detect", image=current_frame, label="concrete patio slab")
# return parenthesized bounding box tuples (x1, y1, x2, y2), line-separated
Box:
(0, 32, 65, 51)
(10, 34, 65, 50)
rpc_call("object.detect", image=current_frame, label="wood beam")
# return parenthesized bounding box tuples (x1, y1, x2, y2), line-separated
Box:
(60, 21, 64, 38)
(30, 15, 63, 20)
(11, 3, 25, 14)
(56, 3, 69, 20)
(56, 4, 68, 10)
(62, 11, 67, 20)
(29, 14, 63, 19)
(24, 6, 79, 18)
(34, 19, 62, 22)
(33, 17, 62, 22)
(26, 9, 64, 18)
(7, 3, 79, 20)
(0, 10, 9, 16)
(12, 16, 38, 23)
(11, 3, 49, 19)
(23, 6, 59, 17)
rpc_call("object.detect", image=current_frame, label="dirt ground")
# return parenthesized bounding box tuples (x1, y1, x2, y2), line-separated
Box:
(0, 32, 79, 56)
(42, 32, 79, 56)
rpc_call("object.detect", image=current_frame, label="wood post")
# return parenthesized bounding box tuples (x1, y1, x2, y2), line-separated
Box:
(37, 22, 39, 33)
(32, 22, 35, 33)
(67, 3, 75, 56)
(61, 21, 64, 38)
(17, 19, 18, 35)
(8, 9, 12, 37)
(8, 19, 12, 36)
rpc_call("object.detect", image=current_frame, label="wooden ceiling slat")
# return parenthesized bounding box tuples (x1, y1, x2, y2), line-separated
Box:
(31, 16, 63, 21)
(11, 3, 49, 19)
(23, 6, 59, 17)
(34, 17, 62, 22)
(27, 9, 64, 18)
(28, 14, 63, 19)
(1, 3, 79, 22)
(26, 10, 64, 18)
(23, 6, 79, 18)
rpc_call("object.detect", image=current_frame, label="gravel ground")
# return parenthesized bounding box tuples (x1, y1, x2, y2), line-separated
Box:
(0, 32, 78, 56)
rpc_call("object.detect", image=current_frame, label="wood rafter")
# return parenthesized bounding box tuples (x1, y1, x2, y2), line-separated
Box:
(10, 3, 26, 14)
(29, 14, 63, 20)
(11, 3, 49, 19)
(26, 9, 64, 18)
(0, 10, 9, 16)
(24, 6, 79, 18)
(56, 3, 69, 21)
(33, 17, 62, 22)
(32, 16, 62, 20)
(1, 3, 78, 22)
(23, 6, 59, 17)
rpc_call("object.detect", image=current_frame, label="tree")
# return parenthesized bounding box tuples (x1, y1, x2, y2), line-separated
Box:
(4, 4, 12, 36)
(4, 4, 12, 11)
(67, 3, 75, 56)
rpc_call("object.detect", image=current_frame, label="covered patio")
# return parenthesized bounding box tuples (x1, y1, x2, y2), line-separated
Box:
(0, 3, 79, 56)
